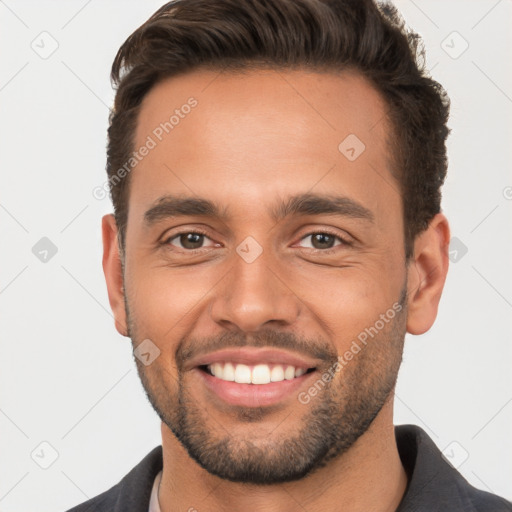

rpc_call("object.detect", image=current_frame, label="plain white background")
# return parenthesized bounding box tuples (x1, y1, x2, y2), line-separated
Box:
(0, 1, 511, 510)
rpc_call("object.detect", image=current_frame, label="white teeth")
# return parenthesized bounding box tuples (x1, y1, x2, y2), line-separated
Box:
(295, 367, 306, 377)
(212, 362, 223, 378)
(207, 362, 310, 384)
(252, 364, 271, 384)
(234, 364, 251, 384)
(223, 362, 235, 381)
(284, 365, 295, 380)
(270, 365, 285, 382)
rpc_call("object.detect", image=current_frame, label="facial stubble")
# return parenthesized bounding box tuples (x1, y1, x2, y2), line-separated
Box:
(126, 284, 408, 484)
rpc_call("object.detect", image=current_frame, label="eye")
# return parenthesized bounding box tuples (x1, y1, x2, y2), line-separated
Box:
(165, 231, 218, 250)
(297, 232, 350, 251)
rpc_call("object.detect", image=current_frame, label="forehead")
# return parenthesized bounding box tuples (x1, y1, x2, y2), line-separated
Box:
(129, 68, 398, 221)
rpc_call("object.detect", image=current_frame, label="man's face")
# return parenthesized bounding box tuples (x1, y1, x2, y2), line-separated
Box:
(120, 69, 409, 483)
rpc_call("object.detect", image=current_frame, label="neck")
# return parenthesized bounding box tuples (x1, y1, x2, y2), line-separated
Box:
(158, 398, 407, 512)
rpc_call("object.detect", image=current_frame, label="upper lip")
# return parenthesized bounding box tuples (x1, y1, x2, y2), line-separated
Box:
(187, 347, 320, 371)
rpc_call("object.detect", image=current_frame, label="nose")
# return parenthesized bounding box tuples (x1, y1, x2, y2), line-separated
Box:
(209, 246, 302, 333)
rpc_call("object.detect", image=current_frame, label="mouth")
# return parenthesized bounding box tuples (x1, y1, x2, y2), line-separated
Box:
(199, 362, 315, 384)
(191, 348, 320, 408)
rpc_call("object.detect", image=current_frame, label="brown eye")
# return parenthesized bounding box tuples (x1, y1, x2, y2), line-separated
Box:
(310, 233, 336, 249)
(166, 231, 216, 250)
(299, 232, 346, 251)
(179, 233, 204, 249)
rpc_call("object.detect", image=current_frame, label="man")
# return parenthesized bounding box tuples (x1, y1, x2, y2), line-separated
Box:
(66, 0, 512, 510)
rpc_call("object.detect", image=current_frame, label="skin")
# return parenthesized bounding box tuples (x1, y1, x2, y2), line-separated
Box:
(102, 68, 450, 511)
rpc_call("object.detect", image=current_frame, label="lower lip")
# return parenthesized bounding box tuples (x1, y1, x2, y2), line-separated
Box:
(195, 368, 315, 407)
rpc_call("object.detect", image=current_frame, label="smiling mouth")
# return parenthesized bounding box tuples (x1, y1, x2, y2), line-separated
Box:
(199, 362, 316, 385)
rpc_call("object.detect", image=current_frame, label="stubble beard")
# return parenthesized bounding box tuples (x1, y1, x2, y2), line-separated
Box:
(126, 286, 408, 484)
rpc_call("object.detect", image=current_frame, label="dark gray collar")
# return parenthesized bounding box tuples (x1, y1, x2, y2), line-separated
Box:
(394, 424, 511, 511)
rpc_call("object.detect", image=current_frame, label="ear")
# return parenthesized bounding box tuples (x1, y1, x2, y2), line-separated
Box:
(406, 213, 450, 335)
(102, 214, 128, 337)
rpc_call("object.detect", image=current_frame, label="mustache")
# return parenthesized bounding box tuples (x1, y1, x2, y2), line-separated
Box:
(176, 329, 337, 370)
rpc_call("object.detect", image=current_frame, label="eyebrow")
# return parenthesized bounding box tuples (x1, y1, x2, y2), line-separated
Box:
(143, 192, 374, 226)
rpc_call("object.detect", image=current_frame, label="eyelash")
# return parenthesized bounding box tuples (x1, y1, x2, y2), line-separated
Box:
(162, 229, 353, 255)
(162, 228, 214, 254)
(297, 230, 353, 254)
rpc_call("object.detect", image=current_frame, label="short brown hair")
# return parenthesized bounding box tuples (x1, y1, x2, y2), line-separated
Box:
(108, 0, 450, 259)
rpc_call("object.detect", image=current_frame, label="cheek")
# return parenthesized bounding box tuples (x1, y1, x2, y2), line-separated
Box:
(285, 263, 403, 349)
(125, 263, 218, 339)
(125, 243, 405, 354)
